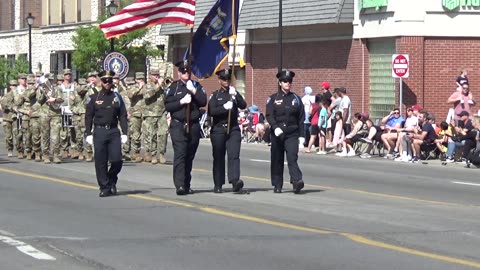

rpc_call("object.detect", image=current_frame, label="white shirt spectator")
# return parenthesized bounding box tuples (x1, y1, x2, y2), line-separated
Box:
(302, 86, 315, 124)
(339, 95, 351, 124)
(404, 115, 418, 129)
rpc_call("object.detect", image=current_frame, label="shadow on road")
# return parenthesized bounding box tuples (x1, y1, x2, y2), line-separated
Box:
(115, 190, 151, 196)
(0, 158, 19, 164)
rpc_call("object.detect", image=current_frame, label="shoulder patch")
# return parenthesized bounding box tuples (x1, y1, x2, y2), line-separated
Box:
(266, 97, 271, 104)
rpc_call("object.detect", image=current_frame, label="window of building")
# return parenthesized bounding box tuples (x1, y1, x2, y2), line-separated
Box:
(368, 39, 396, 120)
(49, 0, 61, 25)
(7, 55, 15, 68)
(77, 0, 82, 22)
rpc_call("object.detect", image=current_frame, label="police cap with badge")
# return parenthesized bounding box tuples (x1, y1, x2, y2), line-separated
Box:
(215, 68, 232, 81)
(175, 60, 190, 74)
(276, 69, 295, 82)
(99, 70, 115, 83)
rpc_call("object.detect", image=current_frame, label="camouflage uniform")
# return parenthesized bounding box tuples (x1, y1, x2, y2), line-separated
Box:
(30, 76, 45, 162)
(142, 70, 168, 164)
(16, 77, 37, 160)
(58, 70, 77, 158)
(12, 74, 28, 158)
(39, 76, 64, 164)
(71, 78, 88, 160)
(1, 80, 18, 157)
(83, 72, 101, 162)
(119, 77, 134, 160)
(128, 72, 145, 162)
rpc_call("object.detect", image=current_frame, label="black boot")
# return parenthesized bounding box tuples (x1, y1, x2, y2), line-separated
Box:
(293, 180, 304, 194)
(232, 180, 244, 192)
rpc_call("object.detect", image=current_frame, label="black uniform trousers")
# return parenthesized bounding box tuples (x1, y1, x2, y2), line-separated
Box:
(170, 121, 201, 190)
(270, 132, 302, 188)
(210, 125, 241, 187)
(93, 127, 123, 192)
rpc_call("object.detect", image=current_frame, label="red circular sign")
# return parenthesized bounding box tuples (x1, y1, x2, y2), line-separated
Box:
(393, 55, 409, 78)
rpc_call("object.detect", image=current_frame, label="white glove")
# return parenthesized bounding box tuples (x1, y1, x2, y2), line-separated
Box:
(186, 80, 196, 94)
(121, 135, 128, 144)
(180, 94, 191, 105)
(298, 137, 305, 146)
(274, 128, 283, 137)
(86, 135, 93, 145)
(223, 101, 233, 110)
(229, 86, 236, 96)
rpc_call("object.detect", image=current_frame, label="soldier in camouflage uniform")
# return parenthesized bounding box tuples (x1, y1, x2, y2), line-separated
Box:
(1, 80, 18, 157)
(71, 78, 88, 160)
(39, 74, 65, 164)
(142, 69, 167, 164)
(119, 76, 134, 161)
(128, 72, 145, 162)
(59, 69, 77, 159)
(29, 72, 45, 161)
(15, 76, 36, 160)
(83, 71, 101, 162)
(13, 73, 28, 159)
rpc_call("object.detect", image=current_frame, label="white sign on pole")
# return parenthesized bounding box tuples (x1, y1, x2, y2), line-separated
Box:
(392, 54, 409, 78)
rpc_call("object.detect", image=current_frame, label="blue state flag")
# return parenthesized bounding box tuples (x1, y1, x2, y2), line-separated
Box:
(185, 0, 239, 79)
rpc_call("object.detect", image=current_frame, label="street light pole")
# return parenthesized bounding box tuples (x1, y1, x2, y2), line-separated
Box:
(26, 13, 35, 74)
(107, 0, 118, 53)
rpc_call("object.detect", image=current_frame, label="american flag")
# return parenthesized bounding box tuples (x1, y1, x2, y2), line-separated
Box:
(99, 0, 196, 39)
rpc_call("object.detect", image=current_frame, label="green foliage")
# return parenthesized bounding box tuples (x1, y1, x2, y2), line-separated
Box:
(0, 57, 29, 90)
(71, 2, 162, 77)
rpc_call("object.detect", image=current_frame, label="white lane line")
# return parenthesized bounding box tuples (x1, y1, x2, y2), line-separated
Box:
(452, 181, 480, 187)
(250, 159, 288, 165)
(0, 235, 56, 260)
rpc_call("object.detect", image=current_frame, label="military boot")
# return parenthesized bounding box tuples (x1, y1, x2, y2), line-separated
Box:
(18, 151, 24, 159)
(144, 152, 152, 163)
(53, 156, 62, 164)
(7, 150, 13, 157)
(151, 156, 158, 164)
(78, 151, 85, 160)
(62, 150, 69, 159)
(26, 152, 32, 160)
(71, 149, 79, 159)
(134, 152, 143, 163)
(158, 154, 167, 164)
(43, 155, 51, 164)
(35, 152, 41, 162)
(85, 152, 93, 162)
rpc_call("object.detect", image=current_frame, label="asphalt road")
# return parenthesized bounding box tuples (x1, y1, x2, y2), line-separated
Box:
(0, 135, 480, 270)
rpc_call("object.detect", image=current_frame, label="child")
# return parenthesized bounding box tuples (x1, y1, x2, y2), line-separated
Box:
(317, 98, 329, 154)
(456, 69, 473, 101)
(305, 95, 321, 153)
(330, 111, 345, 153)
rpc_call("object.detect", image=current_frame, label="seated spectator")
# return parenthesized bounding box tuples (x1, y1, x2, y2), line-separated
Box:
(393, 107, 419, 157)
(452, 116, 480, 164)
(337, 113, 368, 157)
(446, 111, 473, 162)
(435, 121, 451, 161)
(247, 105, 265, 143)
(359, 119, 382, 158)
(407, 112, 437, 163)
(380, 108, 405, 158)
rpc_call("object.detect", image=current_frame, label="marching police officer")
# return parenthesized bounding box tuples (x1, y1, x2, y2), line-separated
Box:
(165, 60, 207, 195)
(85, 70, 128, 197)
(208, 68, 247, 193)
(266, 69, 305, 194)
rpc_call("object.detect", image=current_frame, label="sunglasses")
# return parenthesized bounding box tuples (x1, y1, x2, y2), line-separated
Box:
(102, 79, 113, 84)
(280, 79, 292, 83)
(393, 111, 400, 114)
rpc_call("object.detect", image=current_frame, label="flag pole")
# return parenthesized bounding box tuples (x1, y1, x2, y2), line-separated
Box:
(227, 0, 238, 136)
(278, 0, 283, 74)
(186, 26, 194, 134)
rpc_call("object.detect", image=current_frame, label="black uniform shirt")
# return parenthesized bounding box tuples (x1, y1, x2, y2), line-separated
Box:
(266, 90, 305, 137)
(165, 80, 207, 123)
(208, 87, 247, 127)
(85, 88, 128, 136)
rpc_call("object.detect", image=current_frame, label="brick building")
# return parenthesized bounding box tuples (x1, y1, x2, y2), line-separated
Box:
(354, 0, 480, 119)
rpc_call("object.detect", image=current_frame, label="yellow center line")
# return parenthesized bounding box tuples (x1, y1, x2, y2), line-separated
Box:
(192, 169, 472, 207)
(1, 167, 480, 268)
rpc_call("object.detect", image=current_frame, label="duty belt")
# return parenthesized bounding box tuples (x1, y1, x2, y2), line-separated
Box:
(95, 124, 116, 129)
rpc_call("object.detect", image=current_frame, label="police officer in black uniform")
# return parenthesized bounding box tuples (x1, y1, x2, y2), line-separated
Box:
(208, 69, 247, 193)
(266, 69, 305, 194)
(165, 60, 207, 195)
(85, 70, 128, 197)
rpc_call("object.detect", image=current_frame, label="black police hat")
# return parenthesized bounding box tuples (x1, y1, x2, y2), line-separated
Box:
(99, 70, 115, 79)
(175, 59, 190, 70)
(276, 69, 295, 81)
(215, 68, 232, 81)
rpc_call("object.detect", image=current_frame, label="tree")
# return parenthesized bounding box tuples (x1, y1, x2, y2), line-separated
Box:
(0, 57, 29, 90)
(71, 1, 162, 77)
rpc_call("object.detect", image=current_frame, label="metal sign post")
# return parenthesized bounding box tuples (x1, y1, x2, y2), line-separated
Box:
(392, 54, 409, 115)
